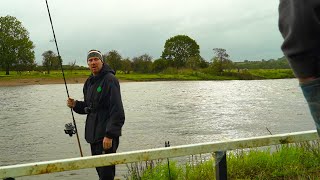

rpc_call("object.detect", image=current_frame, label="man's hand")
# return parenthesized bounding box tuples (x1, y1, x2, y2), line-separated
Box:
(67, 97, 76, 108)
(103, 137, 113, 150)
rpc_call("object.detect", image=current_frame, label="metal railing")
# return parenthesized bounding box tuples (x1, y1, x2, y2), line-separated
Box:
(0, 130, 318, 179)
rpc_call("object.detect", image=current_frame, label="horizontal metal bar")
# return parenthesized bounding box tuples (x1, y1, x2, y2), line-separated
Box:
(0, 130, 318, 179)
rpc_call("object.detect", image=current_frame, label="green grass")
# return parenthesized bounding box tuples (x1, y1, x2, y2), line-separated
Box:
(116, 73, 235, 81)
(247, 69, 295, 79)
(0, 70, 90, 80)
(126, 141, 320, 180)
(228, 142, 320, 179)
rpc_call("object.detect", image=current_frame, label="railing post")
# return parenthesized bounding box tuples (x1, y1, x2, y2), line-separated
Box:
(215, 151, 227, 180)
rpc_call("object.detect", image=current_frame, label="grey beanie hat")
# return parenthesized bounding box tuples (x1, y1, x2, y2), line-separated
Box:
(87, 50, 103, 61)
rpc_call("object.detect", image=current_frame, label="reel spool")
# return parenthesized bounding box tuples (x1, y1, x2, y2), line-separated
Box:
(64, 123, 76, 137)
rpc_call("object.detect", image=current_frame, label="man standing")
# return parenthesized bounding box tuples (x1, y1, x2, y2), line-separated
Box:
(278, 1, 320, 135)
(67, 49, 125, 180)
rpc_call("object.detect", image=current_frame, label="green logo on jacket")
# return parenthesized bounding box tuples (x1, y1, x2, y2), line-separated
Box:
(97, 86, 102, 93)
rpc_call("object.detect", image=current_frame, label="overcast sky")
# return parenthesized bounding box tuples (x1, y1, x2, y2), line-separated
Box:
(1, 0, 284, 66)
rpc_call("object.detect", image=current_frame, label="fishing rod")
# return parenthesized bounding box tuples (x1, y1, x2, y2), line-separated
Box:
(45, 0, 83, 157)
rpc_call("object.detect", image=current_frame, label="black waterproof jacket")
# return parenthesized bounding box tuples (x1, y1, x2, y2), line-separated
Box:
(73, 64, 125, 144)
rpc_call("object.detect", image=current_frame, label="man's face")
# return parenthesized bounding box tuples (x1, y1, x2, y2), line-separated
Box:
(87, 57, 103, 75)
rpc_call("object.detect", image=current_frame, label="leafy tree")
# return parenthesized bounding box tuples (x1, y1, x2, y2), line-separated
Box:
(221, 59, 235, 72)
(104, 50, 122, 72)
(121, 58, 132, 74)
(212, 48, 230, 73)
(0, 15, 35, 75)
(14, 44, 36, 74)
(14, 57, 36, 75)
(161, 35, 200, 68)
(199, 58, 209, 69)
(186, 56, 206, 70)
(152, 58, 168, 73)
(132, 54, 153, 73)
(42, 50, 58, 74)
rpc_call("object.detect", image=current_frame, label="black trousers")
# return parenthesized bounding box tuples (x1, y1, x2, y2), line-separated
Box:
(90, 137, 119, 180)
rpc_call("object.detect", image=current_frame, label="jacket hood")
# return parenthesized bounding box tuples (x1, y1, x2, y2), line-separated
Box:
(100, 64, 115, 75)
(88, 64, 115, 82)
(93, 64, 115, 76)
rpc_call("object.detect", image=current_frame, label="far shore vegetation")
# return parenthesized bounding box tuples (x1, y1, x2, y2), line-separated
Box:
(0, 57, 294, 82)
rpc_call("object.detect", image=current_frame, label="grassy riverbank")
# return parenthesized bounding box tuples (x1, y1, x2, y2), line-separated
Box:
(0, 69, 295, 86)
(126, 141, 320, 179)
(116, 69, 295, 81)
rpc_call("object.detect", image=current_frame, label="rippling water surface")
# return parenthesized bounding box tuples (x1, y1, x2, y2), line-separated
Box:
(0, 79, 314, 179)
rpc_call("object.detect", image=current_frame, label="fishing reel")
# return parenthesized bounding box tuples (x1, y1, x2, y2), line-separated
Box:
(64, 123, 76, 137)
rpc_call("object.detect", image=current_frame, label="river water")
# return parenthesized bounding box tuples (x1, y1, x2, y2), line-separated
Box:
(0, 79, 315, 179)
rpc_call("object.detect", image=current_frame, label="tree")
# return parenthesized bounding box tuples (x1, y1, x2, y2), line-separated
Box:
(14, 43, 36, 74)
(132, 54, 153, 73)
(161, 35, 200, 68)
(121, 58, 132, 74)
(14, 54, 36, 75)
(186, 56, 205, 70)
(42, 50, 58, 74)
(104, 50, 122, 73)
(152, 58, 168, 73)
(212, 48, 230, 73)
(0, 15, 35, 75)
(199, 58, 209, 69)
